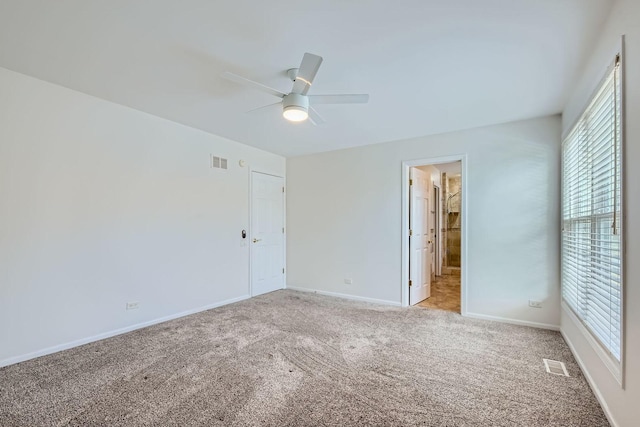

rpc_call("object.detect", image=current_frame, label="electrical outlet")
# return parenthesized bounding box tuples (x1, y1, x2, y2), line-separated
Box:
(126, 302, 139, 310)
(528, 300, 542, 308)
(344, 278, 353, 285)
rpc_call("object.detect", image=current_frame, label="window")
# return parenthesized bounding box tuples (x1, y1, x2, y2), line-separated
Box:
(562, 55, 622, 362)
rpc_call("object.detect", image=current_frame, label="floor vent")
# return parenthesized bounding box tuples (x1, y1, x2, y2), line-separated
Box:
(543, 359, 569, 377)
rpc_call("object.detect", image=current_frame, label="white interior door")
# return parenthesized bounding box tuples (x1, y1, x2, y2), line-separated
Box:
(251, 172, 284, 296)
(409, 168, 431, 305)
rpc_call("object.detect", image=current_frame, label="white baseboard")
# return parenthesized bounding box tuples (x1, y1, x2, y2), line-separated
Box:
(561, 326, 620, 427)
(464, 312, 560, 331)
(286, 286, 401, 307)
(0, 294, 251, 368)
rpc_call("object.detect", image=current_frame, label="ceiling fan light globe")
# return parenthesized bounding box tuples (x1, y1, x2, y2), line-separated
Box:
(283, 106, 308, 122)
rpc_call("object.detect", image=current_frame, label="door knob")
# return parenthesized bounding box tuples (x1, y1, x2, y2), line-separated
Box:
(253, 238, 261, 243)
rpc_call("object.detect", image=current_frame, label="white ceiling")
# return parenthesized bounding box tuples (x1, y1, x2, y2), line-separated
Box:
(0, 0, 612, 157)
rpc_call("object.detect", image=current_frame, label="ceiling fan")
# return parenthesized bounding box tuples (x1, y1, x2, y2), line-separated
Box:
(222, 53, 369, 124)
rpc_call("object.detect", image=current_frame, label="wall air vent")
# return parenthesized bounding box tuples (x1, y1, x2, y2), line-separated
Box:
(211, 155, 228, 170)
(543, 359, 569, 377)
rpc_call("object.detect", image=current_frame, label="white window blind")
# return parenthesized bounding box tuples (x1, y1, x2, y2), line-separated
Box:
(562, 56, 622, 361)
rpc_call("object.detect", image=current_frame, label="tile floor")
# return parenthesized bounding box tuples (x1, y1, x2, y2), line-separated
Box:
(417, 274, 461, 313)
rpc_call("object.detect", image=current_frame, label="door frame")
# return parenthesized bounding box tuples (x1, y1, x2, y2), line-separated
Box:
(249, 169, 286, 297)
(433, 184, 441, 277)
(401, 155, 467, 313)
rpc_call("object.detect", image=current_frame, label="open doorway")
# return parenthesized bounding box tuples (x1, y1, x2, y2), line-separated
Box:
(402, 158, 464, 314)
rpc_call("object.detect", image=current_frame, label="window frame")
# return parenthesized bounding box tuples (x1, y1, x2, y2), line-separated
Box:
(561, 50, 625, 386)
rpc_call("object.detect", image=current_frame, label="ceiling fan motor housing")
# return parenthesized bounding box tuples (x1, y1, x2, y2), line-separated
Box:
(283, 93, 309, 111)
(283, 93, 309, 121)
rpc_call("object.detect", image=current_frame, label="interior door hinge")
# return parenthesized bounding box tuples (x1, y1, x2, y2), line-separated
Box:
(409, 280, 413, 287)
(409, 179, 413, 186)
(282, 268, 285, 274)
(282, 187, 285, 193)
(282, 227, 285, 233)
(409, 229, 413, 236)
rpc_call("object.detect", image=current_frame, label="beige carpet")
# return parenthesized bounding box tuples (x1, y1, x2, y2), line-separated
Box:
(0, 290, 608, 426)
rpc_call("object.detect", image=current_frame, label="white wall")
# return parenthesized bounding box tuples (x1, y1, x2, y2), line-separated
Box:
(560, 1, 640, 425)
(433, 161, 462, 176)
(417, 164, 442, 188)
(0, 67, 285, 366)
(287, 115, 561, 328)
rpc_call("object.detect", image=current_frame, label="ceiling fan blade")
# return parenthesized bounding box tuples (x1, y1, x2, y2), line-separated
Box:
(222, 72, 286, 98)
(308, 94, 369, 104)
(246, 101, 282, 114)
(308, 107, 326, 126)
(291, 53, 323, 95)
